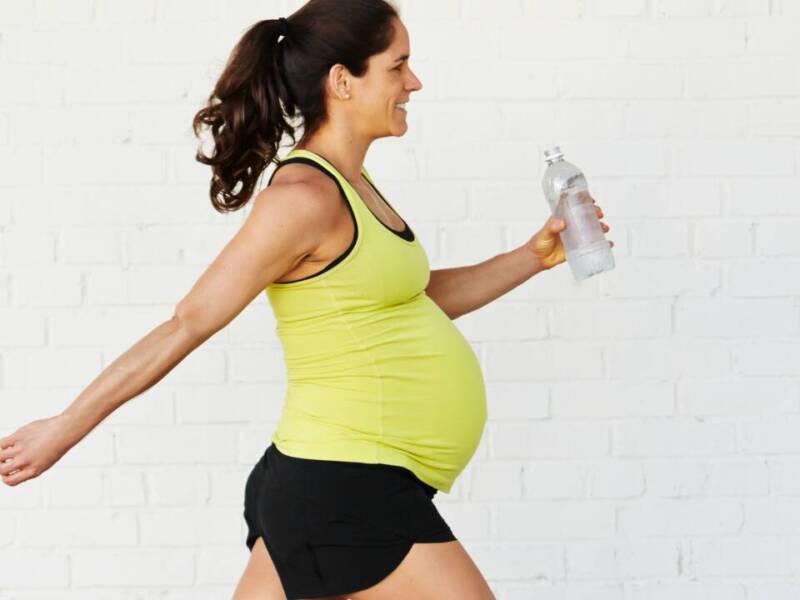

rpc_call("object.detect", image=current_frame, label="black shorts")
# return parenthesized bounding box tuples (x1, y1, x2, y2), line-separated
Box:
(243, 441, 456, 599)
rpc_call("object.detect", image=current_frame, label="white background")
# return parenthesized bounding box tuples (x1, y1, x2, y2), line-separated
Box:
(1, 0, 799, 598)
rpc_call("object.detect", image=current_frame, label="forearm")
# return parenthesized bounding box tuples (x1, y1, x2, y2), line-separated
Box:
(425, 245, 547, 320)
(59, 316, 204, 444)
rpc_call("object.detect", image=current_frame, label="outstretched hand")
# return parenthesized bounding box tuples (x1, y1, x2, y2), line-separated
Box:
(0, 414, 78, 487)
(523, 197, 614, 271)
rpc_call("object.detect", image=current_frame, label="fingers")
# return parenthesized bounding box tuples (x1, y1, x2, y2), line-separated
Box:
(552, 213, 614, 247)
(0, 455, 22, 477)
(593, 203, 609, 231)
(556, 217, 609, 231)
(554, 211, 611, 233)
(2, 467, 31, 487)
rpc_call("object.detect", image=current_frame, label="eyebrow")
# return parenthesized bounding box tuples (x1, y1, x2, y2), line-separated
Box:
(393, 54, 410, 64)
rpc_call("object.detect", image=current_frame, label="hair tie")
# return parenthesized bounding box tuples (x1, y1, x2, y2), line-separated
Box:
(277, 17, 289, 37)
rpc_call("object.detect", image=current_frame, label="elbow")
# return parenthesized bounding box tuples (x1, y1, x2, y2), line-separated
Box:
(171, 304, 213, 347)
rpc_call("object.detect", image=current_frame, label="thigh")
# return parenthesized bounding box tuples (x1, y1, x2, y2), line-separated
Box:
(232, 536, 287, 600)
(348, 540, 496, 600)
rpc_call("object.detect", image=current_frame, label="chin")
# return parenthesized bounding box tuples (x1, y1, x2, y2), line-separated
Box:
(380, 126, 408, 139)
(392, 122, 409, 136)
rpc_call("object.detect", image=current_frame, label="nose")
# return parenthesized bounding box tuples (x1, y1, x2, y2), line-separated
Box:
(408, 69, 423, 92)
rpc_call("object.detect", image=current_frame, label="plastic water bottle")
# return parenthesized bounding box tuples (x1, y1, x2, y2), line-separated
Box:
(541, 146, 615, 280)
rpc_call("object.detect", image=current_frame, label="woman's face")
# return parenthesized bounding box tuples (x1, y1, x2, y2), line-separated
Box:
(349, 18, 423, 139)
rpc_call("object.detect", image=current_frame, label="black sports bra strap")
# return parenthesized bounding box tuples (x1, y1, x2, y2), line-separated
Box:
(265, 156, 359, 285)
(269, 156, 338, 188)
(268, 153, 414, 243)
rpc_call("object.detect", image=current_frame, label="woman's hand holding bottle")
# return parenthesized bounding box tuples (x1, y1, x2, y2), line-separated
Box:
(524, 195, 613, 271)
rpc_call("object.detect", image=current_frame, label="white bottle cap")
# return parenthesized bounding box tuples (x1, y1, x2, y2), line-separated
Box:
(544, 146, 563, 162)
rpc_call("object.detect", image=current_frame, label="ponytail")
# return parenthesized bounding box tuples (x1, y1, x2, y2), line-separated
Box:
(191, 0, 400, 213)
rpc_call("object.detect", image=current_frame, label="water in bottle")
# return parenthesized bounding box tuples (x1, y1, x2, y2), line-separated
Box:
(541, 146, 615, 280)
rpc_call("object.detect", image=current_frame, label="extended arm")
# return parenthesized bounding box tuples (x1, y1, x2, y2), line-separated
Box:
(58, 317, 203, 442)
(0, 181, 335, 486)
(425, 201, 612, 321)
(424, 245, 545, 320)
(60, 184, 329, 443)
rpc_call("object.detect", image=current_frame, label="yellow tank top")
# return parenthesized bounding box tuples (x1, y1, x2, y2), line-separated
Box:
(265, 148, 487, 493)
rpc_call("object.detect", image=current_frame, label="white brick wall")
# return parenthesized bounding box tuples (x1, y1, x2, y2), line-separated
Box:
(1, 0, 799, 597)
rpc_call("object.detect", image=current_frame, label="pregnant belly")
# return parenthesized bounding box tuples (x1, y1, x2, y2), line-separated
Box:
(380, 326, 488, 465)
(276, 293, 488, 467)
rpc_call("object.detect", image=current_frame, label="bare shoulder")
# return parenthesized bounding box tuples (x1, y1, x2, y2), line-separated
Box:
(269, 160, 343, 203)
(171, 167, 343, 341)
(250, 163, 343, 235)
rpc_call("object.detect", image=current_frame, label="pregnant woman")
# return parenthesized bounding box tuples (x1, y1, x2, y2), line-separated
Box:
(0, 1, 611, 598)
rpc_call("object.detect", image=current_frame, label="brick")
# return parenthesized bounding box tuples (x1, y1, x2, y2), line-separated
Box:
(675, 298, 797, 337)
(72, 549, 193, 586)
(471, 460, 524, 500)
(615, 421, 736, 457)
(567, 540, 680, 578)
(619, 499, 742, 535)
(693, 221, 753, 257)
(524, 461, 587, 499)
(497, 501, 615, 539)
(693, 537, 789, 576)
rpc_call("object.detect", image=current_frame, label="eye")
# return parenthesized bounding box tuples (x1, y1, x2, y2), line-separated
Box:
(394, 65, 403, 71)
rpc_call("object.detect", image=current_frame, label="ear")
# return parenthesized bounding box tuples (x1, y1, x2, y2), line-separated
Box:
(327, 64, 352, 100)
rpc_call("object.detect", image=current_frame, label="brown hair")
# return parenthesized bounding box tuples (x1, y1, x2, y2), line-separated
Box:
(191, 0, 401, 213)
